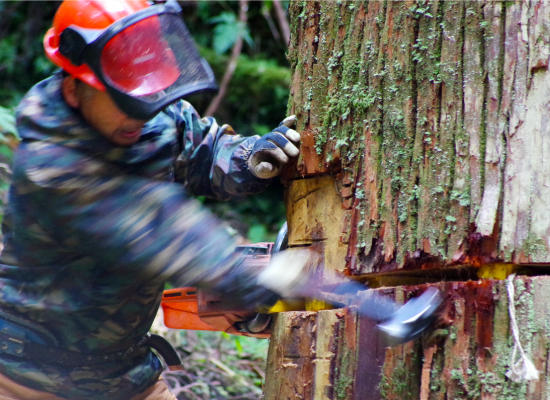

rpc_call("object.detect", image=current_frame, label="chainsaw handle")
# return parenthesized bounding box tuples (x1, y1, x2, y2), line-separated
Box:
(273, 222, 288, 254)
(235, 313, 272, 334)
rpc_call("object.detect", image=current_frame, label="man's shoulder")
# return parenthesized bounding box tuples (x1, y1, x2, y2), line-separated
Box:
(13, 139, 106, 189)
(16, 72, 63, 117)
(15, 72, 76, 144)
(162, 99, 200, 122)
(19, 136, 84, 162)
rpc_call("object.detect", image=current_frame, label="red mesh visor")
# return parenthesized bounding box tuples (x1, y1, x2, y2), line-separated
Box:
(100, 14, 214, 100)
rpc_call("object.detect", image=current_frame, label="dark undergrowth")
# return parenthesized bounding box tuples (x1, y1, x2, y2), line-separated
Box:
(152, 312, 269, 400)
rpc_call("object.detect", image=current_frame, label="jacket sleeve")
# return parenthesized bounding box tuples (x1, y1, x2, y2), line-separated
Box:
(15, 142, 258, 294)
(164, 100, 270, 200)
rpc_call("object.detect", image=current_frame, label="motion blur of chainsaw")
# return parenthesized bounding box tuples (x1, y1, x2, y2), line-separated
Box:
(161, 223, 444, 344)
(161, 227, 291, 339)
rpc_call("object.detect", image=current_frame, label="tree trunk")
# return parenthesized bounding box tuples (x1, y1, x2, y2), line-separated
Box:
(265, 0, 550, 398)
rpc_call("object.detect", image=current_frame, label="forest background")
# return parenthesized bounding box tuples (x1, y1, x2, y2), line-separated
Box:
(0, 1, 292, 399)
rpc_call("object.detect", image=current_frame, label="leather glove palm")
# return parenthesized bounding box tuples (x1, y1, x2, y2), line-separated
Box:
(248, 116, 300, 179)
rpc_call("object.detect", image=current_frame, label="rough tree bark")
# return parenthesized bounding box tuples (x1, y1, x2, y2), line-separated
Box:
(265, 1, 550, 399)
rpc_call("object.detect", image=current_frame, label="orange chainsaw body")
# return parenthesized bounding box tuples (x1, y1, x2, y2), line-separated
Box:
(161, 287, 271, 338)
(161, 288, 217, 331)
(161, 242, 275, 339)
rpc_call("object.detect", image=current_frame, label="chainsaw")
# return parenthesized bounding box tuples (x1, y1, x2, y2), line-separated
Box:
(161, 223, 443, 344)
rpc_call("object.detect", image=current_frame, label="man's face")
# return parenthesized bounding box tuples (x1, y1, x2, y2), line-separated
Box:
(62, 76, 147, 147)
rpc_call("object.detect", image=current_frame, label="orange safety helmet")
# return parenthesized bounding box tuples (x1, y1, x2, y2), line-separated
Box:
(44, 0, 151, 91)
(43, 0, 218, 120)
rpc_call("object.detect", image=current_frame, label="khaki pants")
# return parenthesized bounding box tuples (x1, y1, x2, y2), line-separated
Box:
(0, 372, 177, 400)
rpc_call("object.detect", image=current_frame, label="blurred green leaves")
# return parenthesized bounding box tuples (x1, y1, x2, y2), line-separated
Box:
(0, 38, 17, 76)
(0, 106, 19, 224)
(0, 106, 16, 137)
(247, 224, 268, 244)
(0, 2, 59, 107)
(198, 47, 290, 137)
(0, 3, 290, 394)
(159, 329, 269, 399)
(210, 11, 253, 55)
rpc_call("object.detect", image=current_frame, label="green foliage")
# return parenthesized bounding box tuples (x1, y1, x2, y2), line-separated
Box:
(186, 1, 289, 64)
(0, 37, 17, 75)
(248, 224, 268, 244)
(0, 2, 58, 107)
(0, 2, 291, 244)
(210, 12, 253, 54)
(175, 4, 292, 242)
(204, 180, 287, 243)
(0, 2, 288, 396)
(0, 106, 17, 137)
(193, 47, 291, 137)
(0, 106, 19, 224)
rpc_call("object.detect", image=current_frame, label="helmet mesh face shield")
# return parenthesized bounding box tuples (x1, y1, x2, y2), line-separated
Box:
(59, 1, 217, 120)
(100, 14, 215, 103)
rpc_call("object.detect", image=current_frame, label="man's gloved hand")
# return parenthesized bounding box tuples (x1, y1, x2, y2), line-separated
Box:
(212, 248, 312, 311)
(248, 115, 300, 179)
(256, 248, 315, 298)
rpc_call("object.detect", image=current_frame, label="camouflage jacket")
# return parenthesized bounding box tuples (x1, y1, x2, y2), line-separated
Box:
(0, 71, 270, 399)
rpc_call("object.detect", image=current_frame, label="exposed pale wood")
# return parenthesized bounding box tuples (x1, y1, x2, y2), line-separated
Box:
(285, 175, 348, 273)
(312, 310, 339, 399)
(501, 0, 550, 263)
(475, 2, 504, 238)
(501, 1, 529, 261)
(527, 0, 550, 73)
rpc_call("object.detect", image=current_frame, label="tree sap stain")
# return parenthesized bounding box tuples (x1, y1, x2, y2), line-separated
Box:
(472, 280, 495, 355)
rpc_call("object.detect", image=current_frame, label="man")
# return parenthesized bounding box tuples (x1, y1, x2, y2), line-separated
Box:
(0, 1, 307, 399)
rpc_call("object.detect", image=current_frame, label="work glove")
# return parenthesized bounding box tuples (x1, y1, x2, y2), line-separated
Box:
(248, 115, 301, 179)
(256, 248, 316, 298)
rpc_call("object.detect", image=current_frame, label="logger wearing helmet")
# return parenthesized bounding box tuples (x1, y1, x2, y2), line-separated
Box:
(0, 1, 307, 399)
